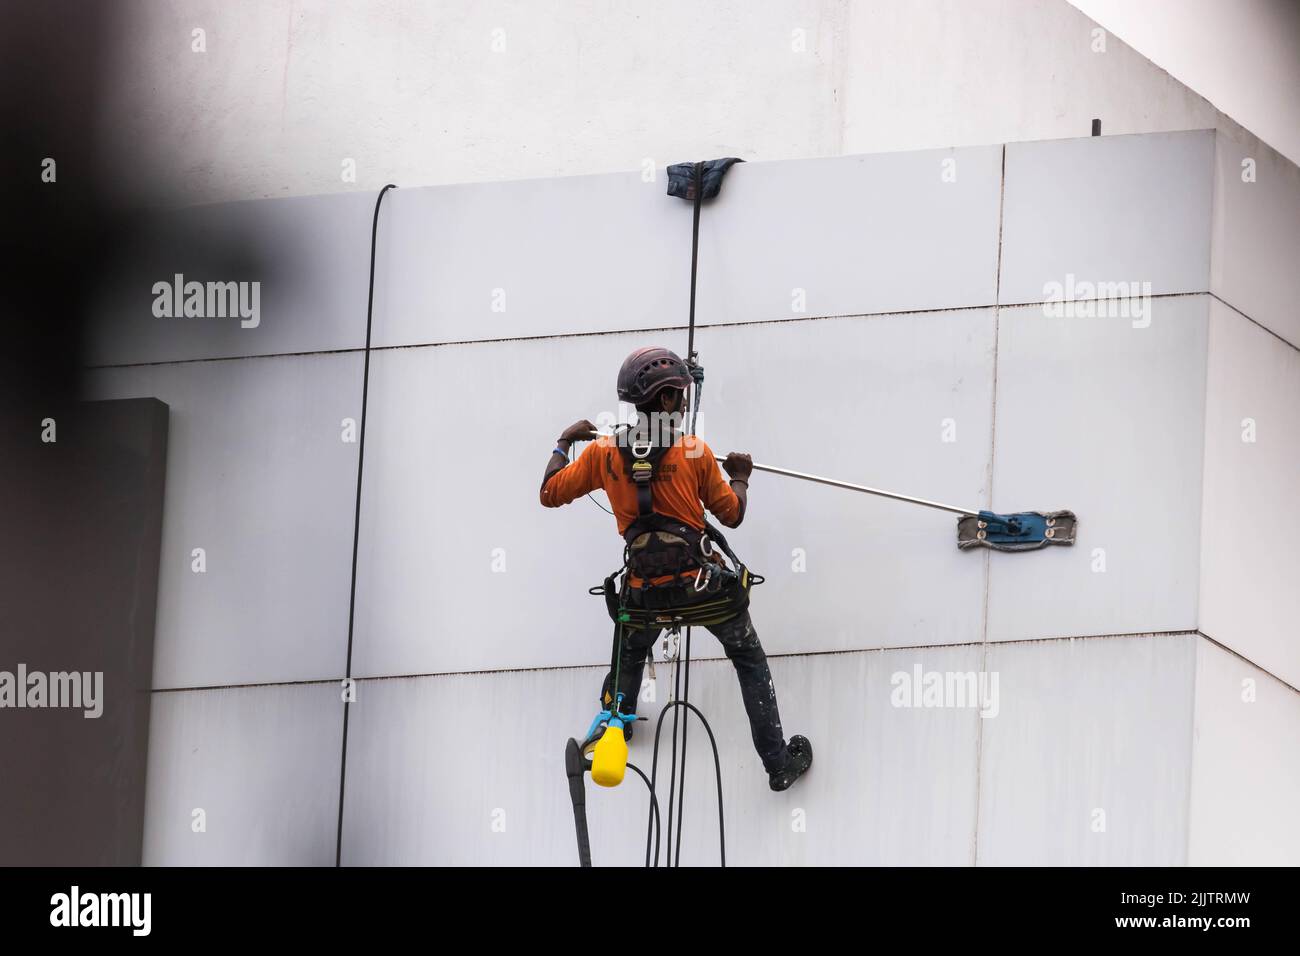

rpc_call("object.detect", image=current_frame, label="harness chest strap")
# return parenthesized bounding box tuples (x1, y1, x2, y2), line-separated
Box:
(620, 431, 663, 521)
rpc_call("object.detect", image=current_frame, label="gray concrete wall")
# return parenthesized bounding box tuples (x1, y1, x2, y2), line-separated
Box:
(102, 0, 1221, 206)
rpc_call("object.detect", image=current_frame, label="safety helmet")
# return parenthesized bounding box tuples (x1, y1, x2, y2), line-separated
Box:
(616, 346, 692, 405)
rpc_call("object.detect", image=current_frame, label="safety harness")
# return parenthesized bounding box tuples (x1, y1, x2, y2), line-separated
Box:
(590, 421, 763, 632)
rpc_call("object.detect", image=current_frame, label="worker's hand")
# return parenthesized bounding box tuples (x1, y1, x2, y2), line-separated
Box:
(722, 452, 753, 482)
(558, 419, 599, 444)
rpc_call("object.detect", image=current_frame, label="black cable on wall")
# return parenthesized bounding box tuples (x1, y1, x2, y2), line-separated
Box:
(335, 183, 397, 867)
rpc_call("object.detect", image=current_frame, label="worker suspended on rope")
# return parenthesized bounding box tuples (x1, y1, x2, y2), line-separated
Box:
(539, 346, 812, 792)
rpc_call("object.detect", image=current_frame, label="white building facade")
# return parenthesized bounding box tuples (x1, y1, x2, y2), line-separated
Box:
(87, 1, 1299, 865)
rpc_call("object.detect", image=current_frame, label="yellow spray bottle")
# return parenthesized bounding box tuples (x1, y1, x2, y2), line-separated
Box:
(585, 692, 638, 788)
(591, 716, 630, 788)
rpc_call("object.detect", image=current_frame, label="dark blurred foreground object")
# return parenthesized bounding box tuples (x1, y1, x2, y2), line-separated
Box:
(0, 400, 169, 865)
(0, 4, 170, 864)
(0, 1, 116, 431)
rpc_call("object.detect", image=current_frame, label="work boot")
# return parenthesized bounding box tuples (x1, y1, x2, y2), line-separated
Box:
(768, 735, 813, 792)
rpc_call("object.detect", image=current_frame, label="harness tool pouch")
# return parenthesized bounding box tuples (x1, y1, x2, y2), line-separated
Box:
(625, 514, 707, 581)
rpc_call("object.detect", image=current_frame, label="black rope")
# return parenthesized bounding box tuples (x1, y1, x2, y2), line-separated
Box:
(686, 159, 704, 437)
(642, 159, 726, 867)
(627, 761, 660, 861)
(644, 699, 725, 867)
(565, 743, 661, 869)
(570, 160, 727, 867)
(663, 628, 683, 863)
(687, 160, 703, 362)
(674, 625, 692, 865)
(671, 161, 705, 865)
(334, 183, 396, 867)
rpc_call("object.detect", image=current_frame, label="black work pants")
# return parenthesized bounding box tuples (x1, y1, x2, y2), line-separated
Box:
(600, 588, 789, 775)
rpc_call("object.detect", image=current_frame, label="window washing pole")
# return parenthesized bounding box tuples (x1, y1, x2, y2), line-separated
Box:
(704, 451, 1077, 552)
(660, 157, 1073, 553)
(712, 456, 979, 517)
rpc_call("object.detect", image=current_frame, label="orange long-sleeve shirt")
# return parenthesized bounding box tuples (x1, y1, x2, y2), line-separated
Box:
(541, 434, 741, 536)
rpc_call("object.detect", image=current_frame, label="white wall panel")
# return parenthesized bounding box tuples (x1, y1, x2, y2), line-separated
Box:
(143, 684, 342, 866)
(986, 297, 1208, 641)
(1212, 119, 1300, 348)
(1188, 639, 1300, 865)
(1199, 300, 1300, 688)
(371, 172, 692, 348)
(340, 644, 982, 866)
(351, 309, 995, 678)
(85, 353, 362, 687)
(373, 144, 1002, 348)
(976, 634, 1196, 866)
(697, 147, 1002, 323)
(89, 192, 376, 365)
(999, 131, 1214, 304)
(693, 314, 995, 657)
